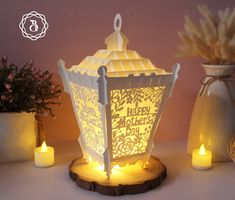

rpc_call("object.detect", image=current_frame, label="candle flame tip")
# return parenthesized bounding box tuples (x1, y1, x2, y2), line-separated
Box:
(41, 141, 48, 152)
(199, 144, 206, 155)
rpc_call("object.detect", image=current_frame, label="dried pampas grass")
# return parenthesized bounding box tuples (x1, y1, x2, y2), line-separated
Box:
(177, 4, 235, 65)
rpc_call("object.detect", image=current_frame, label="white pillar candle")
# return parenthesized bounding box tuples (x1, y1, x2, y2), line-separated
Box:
(192, 144, 212, 170)
(34, 141, 54, 167)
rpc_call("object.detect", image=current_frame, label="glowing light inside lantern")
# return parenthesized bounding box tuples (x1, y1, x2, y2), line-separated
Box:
(41, 141, 48, 152)
(111, 165, 120, 173)
(88, 155, 92, 163)
(70, 83, 105, 156)
(110, 87, 165, 158)
(113, 165, 120, 169)
(97, 164, 105, 171)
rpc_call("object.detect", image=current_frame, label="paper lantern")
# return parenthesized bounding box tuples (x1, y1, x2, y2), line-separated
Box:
(58, 13, 180, 195)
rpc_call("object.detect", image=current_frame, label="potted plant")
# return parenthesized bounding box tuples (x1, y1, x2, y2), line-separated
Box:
(0, 56, 61, 163)
(177, 4, 235, 161)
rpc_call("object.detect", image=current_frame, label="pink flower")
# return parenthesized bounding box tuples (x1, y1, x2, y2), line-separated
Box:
(5, 83, 11, 90)
(37, 99, 42, 103)
(43, 112, 49, 117)
(7, 73, 14, 80)
(1, 56, 7, 64)
(50, 85, 56, 92)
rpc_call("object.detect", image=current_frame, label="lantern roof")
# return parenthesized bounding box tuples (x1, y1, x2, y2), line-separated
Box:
(70, 13, 168, 77)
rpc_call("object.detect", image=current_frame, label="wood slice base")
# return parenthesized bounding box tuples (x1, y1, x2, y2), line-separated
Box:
(69, 156, 167, 196)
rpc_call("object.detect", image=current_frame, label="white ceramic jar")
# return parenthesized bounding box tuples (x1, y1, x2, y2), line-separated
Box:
(187, 64, 235, 162)
(0, 112, 37, 163)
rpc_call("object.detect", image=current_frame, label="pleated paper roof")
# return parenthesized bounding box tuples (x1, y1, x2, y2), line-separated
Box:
(69, 14, 167, 77)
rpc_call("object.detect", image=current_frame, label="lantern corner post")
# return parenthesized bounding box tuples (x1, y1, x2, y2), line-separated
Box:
(57, 59, 69, 93)
(97, 66, 112, 178)
(142, 140, 155, 168)
(97, 66, 108, 104)
(169, 63, 181, 97)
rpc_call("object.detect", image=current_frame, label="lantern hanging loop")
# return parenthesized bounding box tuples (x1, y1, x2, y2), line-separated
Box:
(114, 13, 122, 31)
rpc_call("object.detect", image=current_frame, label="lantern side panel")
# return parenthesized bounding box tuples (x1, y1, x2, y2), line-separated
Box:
(70, 83, 105, 157)
(110, 86, 165, 159)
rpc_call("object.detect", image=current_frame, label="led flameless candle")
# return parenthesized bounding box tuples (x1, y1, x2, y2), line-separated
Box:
(192, 144, 212, 170)
(34, 141, 54, 167)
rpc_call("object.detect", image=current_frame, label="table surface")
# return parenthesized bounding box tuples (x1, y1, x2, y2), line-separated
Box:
(0, 141, 234, 200)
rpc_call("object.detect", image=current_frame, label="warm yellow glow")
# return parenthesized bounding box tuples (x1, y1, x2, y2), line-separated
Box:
(199, 144, 206, 155)
(192, 144, 212, 170)
(86, 159, 144, 175)
(70, 83, 105, 156)
(97, 164, 104, 171)
(35, 142, 54, 167)
(41, 141, 48, 152)
(88, 156, 92, 163)
(111, 164, 120, 173)
(113, 165, 120, 169)
(86, 160, 143, 176)
(111, 86, 165, 158)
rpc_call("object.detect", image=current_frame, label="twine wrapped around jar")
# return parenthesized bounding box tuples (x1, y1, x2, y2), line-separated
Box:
(199, 75, 235, 105)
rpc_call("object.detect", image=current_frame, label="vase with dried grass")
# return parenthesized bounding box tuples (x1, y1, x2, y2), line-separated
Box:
(177, 4, 235, 161)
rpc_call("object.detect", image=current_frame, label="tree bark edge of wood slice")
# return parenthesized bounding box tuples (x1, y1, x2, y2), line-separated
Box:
(69, 156, 167, 196)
